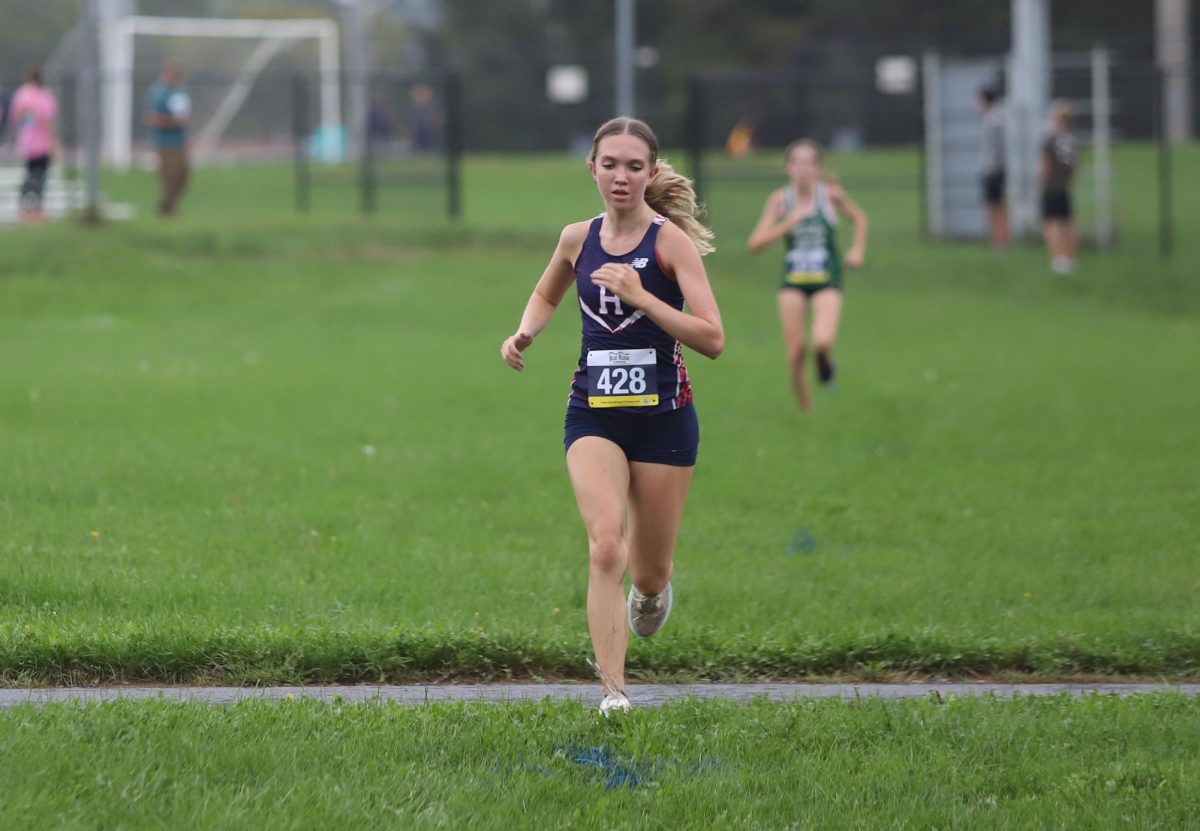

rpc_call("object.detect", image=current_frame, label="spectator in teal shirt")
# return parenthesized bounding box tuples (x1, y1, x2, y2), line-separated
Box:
(145, 61, 190, 216)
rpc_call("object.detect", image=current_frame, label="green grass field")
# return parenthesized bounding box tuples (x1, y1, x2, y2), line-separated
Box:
(2, 145, 1198, 685)
(1, 695, 1198, 829)
(2, 144, 1198, 827)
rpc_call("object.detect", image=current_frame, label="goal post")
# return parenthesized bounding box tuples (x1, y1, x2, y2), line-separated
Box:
(1090, 46, 1114, 251)
(103, 15, 341, 169)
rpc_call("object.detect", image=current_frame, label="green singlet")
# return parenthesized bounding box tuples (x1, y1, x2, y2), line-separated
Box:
(778, 183, 843, 296)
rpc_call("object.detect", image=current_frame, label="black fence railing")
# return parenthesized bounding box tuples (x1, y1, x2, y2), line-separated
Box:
(287, 70, 462, 218)
(684, 69, 925, 199)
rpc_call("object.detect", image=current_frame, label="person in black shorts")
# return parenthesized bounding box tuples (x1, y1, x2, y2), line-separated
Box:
(500, 117, 724, 715)
(1040, 99, 1078, 274)
(977, 86, 1009, 249)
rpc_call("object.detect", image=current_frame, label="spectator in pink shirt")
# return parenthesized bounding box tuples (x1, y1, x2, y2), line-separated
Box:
(10, 67, 58, 222)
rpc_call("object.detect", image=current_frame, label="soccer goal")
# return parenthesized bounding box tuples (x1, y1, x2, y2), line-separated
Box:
(102, 15, 342, 168)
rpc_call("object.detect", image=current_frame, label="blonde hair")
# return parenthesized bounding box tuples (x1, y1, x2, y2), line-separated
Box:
(589, 117, 715, 256)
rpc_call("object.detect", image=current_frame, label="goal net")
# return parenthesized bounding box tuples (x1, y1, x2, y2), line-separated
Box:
(102, 15, 341, 168)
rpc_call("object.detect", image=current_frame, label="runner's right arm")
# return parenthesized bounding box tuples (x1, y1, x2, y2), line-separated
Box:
(746, 190, 801, 253)
(501, 222, 586, 371)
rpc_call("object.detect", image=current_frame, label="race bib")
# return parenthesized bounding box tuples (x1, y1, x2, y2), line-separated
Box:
(785, 248, 830, 285)
(587, 348, 658, 408)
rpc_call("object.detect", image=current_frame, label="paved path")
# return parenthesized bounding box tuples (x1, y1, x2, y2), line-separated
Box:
(2, 683, 1197, 708)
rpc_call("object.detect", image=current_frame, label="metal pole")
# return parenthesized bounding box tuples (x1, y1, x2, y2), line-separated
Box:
(317, 22, 341, 163)
(61, 73, 78, 182)
(360, 75, 376, 215)
(445, 71, 462, 220)
(1009, 0, 1051, 238)
(78, 0, 102, 222)
(1156, 0, 1194, 144)
(685, 74, 703, 202)
(339, 0, 370, 161)
(921, 52, 944, 238)
(292, 75, 310, 214)
(615, 0, 635, 116)
(1155, 67, 1174, 259)
(99, 0, 134, 169)
(915, 62, 929, 242)
(107, 15, 134, 170)
(1090, 46, 1114, 251)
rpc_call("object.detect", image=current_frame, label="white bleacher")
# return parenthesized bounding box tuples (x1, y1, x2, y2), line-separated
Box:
(0, 166, 135, 223)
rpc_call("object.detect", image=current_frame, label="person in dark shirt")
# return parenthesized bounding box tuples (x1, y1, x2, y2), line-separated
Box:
(1040, 99, 1078, 274)
(144, 61, 191, 217)
(977, 86, 1009, 249)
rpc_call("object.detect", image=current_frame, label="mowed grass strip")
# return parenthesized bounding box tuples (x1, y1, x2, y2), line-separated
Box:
(1, 146, 1197, 682)
(1, 695, 1197, 829)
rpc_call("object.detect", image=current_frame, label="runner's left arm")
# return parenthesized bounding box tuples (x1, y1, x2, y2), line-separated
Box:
(829, 185, 868, 269)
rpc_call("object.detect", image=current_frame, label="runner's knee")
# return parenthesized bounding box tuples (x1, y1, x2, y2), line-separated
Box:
(788, 342, 807, 366)
(588, 526, 626, 576)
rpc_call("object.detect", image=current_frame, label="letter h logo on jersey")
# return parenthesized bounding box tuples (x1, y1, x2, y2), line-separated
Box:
(596, 259, 646, 317)
(582, 266, 646, 334)
(598, 285, 624, 316)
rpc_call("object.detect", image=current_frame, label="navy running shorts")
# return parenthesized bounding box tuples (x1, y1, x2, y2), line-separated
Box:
(564, 404, 699, 467)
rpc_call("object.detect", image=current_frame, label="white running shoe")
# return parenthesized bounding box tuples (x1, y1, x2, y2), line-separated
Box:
(599, 691, 631, 717)
(1051, 256, 1075, 275)
(627, 582, 672, 638)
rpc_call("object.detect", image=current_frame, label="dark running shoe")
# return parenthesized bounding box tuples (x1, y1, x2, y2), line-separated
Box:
(816, 350, 836, 385)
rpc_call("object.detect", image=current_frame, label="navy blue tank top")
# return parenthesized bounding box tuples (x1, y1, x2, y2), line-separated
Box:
(569, 215, 692, 415)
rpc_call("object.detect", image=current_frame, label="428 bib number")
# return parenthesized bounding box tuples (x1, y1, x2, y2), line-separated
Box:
(587, 348, 659, 408)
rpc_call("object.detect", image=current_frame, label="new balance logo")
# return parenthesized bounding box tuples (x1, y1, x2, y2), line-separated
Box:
(630, 258, 649, 269)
